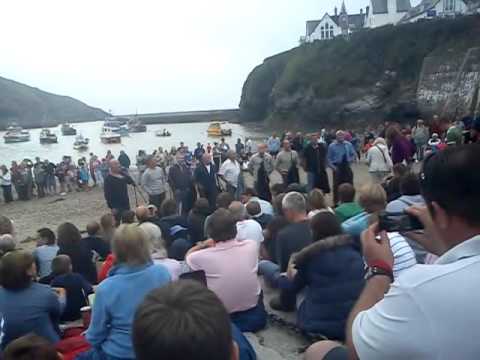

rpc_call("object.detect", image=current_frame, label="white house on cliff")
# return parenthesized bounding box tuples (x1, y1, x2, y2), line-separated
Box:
(366, 0, 412, 27)
(399, 0, 468, 23)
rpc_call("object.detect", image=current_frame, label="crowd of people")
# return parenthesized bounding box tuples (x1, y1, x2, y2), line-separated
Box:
(0, 115, 480, 360)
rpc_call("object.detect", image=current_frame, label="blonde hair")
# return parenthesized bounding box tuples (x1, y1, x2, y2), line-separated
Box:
(112, 224, 152, 266)
(358, 184, 387, 213)
(308, 189, 327, 211)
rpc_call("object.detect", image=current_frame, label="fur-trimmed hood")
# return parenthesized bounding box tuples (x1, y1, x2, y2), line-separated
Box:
(293, 234, 354, 268)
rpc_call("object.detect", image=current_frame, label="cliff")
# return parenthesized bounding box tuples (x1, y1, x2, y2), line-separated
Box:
(239, 15, 480, 127)
(0, 76, 107, 129)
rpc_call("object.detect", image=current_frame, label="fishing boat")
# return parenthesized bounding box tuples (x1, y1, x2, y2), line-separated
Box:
(207, 122, 232, 137)
(128, 118, 147, 133)
(73, 134, 89, 151)
(104, 120, 129, 137)
(39, 129, 58, 144)
(155, 129, 172, 137)
(101, 128, 121, 144)
(3, 125, 31, 143)
(61, 123, 77, 136)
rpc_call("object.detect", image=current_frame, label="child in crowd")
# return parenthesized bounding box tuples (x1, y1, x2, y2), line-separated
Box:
(43, 255, 93, 322)
(83, 221, 110, 260)
(34, 228, 59, 278)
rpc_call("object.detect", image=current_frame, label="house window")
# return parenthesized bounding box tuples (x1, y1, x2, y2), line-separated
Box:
(444, 0, 455, 11)
(330, 25, 334, 38)
(321, 26, 325, 39)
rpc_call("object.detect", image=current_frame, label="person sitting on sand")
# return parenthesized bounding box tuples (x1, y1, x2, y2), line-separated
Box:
(83, 222, 110, 260)
(48, 255, 93, 322)
(334, 184, 363, 223)
(34, 228, 59, 278)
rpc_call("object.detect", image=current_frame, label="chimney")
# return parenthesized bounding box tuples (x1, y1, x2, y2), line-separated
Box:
(334, 6, 338, 16)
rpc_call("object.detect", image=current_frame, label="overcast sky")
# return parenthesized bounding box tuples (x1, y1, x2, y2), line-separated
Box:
(0, 0, 418, 114)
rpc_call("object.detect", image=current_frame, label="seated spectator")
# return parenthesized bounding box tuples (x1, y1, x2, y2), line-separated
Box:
(382, 163, 408, 202)
(311, 143, 480, 360)
(83, 222, 110, 260)
(34, 228, 59, 278)
(0, 251, 62, 348)
(203, 192, 235, 237)
(258, 192, 312, 311)
(82, 224, 171, 360)
(158, 199, 191, 260)
(187, 198, 211, 244)
(0, 234, 16, 258)
(334, 184, 363, 223)
(261, 194, 288, 261)
(3, 334, 61, 360)
(279, 212, 364, 340)
(49, 255, 93, 322)
(386, 172, 427, 263)
(120, 210, 136, 224)
(307, 189, 333, 219)
(246, 201, 273, 229)
(241, 188, 274, 216)
(133, 281, 256, 360)
(136, 206, 164, 253)
(0, 215, 15, 238)
(186, 209, 266, 332)
(99, 213, 115, 246)
(342, 184, 417, 277)
(57, 222, 98, 284)
(229, 201, 264, 245)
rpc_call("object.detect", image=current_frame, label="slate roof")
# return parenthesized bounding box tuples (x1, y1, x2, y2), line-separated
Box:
(307, 20, 322, 36)
(371, 0, 412, 14)
(400, 0, 440, 22)
(306, 12, 366, 36)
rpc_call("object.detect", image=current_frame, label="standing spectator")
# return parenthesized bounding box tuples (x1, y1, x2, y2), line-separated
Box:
(386, 126, 412, 165)
(82, 224, 171, 360)
(235, 138, 245, 156)
(303, 133, 330, 194)
(168, 156, 196, 215)
(104, 160, 135, 224)
(267, 133, 281, 157)
(33, 228, 59, 278)
(194, 142, 205, 161)
(327, 131, 356, 205)
(275, 140, 299, 187)
(194, 153, 219, 211)
(0, 251, 62, 348)
(89, 153, 98, 186)
(291, 132, 304, 153)
(136, 150, 148, 184)
(248, 144, 274, 202)
(412, 119, 429, 161)
(366, 138, 393, 183)
(44, 160, 56, 195)
(186, 209, 266, 332)
(57, 222, 98, 284)
(142, 155, 167, 209)
(118, 150, 131, 170)
(219, 138, 230, 162)
(218, 150, 241, 197)
(33, 158, 46, 198)
(0, 165, 13, 203)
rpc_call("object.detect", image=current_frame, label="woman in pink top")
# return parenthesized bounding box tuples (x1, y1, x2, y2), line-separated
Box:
(186, 208, 266, 332)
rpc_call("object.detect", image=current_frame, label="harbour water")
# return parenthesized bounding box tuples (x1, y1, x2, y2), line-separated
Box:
(0, 121, 271, 165)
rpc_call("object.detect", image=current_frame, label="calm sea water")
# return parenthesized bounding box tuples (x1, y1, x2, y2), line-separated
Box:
(0, 121, 271, 165)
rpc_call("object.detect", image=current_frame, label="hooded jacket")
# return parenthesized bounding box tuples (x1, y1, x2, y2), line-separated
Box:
(280, 234, 365, 340)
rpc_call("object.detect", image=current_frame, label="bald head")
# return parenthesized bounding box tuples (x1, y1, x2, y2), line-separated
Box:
(228, 201, 247, 222)
(201, 153, 212, 165)
(136, 206, 151, 222)
(110, 159, 121, 174)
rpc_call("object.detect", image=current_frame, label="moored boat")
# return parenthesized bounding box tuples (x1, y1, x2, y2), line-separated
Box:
(155, 129, 171, 137)
(128, 118, 147, 133)
(207, 122, 232, 137)
(40, 129, 58, 144)
(73, 134, 89, 151)
(3, 125, 31, 143)
(61, 123, 77, 136)
(101, 128, 121, 144)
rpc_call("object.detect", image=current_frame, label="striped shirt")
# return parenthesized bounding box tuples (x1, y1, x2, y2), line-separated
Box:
(388, 232, 417, 277)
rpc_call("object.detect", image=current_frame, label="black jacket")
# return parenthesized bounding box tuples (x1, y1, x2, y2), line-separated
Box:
(194, 163, 218, 192)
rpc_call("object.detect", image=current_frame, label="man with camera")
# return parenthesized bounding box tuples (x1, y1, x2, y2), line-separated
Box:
(307, 144, 480, 360)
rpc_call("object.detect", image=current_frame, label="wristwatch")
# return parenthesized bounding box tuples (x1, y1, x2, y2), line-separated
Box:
(365, 266, 394, 282)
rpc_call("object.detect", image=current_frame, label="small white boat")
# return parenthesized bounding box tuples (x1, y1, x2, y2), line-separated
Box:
(40, 129, 58, 144)
(61, 123, 77, 136)
(155, 129, 172, 137)
(73, 134, 89, 151)
(101, 128, 121, 144)
(3, 125, 30, 143)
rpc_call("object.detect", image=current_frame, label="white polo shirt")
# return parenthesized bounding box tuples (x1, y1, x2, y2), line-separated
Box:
(218, 159, 240, 187)
(352, 235, 480, 360)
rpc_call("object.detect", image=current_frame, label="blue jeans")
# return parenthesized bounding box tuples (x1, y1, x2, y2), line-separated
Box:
(258, 260, 281, 288)
(230, 293, 267, 333)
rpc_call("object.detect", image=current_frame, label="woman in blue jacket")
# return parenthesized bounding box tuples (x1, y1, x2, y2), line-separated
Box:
(79, 224, 171, 360)
(279, 212, 365, 340)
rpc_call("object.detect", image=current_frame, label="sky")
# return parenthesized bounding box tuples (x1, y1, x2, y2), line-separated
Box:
(0, 0, 417, 115)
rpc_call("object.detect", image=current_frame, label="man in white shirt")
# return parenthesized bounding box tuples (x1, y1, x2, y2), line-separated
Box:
(241, 188, 274, 216)
(228, 201, 264, 246)
(218, 150, 240, 198)
(306, 144, 480, 360)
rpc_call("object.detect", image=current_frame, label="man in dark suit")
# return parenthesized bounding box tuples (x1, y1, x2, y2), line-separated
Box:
(194, 153, 218, 211)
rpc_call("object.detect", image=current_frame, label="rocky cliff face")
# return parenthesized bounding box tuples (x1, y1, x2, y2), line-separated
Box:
(0, 76, 107, 129)
(240, 16, 480, 127)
